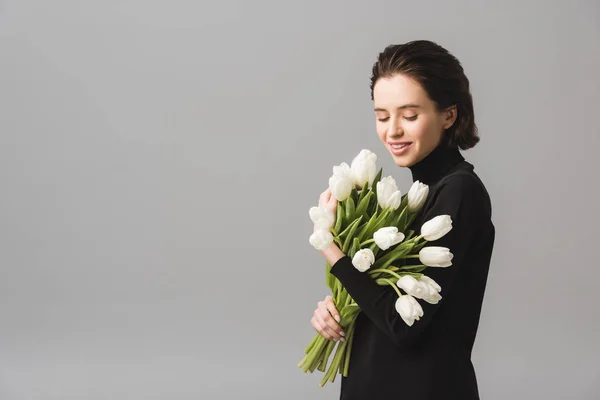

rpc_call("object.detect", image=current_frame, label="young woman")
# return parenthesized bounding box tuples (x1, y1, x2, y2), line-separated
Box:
(310, 40, 495, 400)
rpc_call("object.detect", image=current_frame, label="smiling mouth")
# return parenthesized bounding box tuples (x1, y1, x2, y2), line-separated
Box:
(388, 142, 412, 155)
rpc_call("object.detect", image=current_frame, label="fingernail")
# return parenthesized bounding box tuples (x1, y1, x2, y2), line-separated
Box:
(340, 337, 345, 342)
(340, 331, 345, 336)
(334, 315, 340, 322)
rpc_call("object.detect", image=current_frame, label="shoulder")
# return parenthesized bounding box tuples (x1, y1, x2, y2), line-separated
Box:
(430, 168, 492, 217)
(439, 169, 486, 196)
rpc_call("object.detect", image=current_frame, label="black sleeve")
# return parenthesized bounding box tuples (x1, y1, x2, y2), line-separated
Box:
(330, 173, 487, 346)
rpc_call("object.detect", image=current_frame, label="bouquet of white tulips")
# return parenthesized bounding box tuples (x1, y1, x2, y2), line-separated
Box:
(299, 149, 455, 387)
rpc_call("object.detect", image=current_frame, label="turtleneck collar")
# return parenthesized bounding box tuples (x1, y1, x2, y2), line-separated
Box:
(408, 145, 465, 184)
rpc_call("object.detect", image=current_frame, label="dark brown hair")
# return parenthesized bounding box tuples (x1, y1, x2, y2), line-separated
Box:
(370, 40, 479, 150)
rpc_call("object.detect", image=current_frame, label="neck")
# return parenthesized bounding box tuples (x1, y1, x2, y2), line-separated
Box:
(408, 145, 464, 184)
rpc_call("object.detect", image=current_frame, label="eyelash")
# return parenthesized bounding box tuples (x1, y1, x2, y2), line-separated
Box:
(377, 115, 418, 122)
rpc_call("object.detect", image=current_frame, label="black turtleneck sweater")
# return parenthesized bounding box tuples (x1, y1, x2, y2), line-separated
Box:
(330, 145, 495, 400)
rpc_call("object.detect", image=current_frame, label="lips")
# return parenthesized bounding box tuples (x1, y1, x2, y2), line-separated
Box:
(388, 142, 412, 156)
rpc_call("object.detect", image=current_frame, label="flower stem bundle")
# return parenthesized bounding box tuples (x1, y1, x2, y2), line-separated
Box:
(302, 149, 455, 387)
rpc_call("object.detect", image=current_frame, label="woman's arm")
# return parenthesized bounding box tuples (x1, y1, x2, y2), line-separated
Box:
(329, 174, 489, 346)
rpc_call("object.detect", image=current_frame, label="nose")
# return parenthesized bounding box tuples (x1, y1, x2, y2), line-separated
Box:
(387, 116, 402, 138)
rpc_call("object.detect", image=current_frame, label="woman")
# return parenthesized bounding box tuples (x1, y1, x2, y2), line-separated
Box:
(310, 40, 495, 399)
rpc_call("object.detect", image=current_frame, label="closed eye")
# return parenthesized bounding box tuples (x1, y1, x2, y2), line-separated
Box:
(404, 115, 418, 121)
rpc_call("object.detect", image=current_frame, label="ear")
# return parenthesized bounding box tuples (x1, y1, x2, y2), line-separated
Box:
(442, 105, 457, 129)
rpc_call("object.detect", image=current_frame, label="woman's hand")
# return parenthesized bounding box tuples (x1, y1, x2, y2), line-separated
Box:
(313, 188, 346, 266)
(311, 295, 345, 341)
(316, 188, 338, 230)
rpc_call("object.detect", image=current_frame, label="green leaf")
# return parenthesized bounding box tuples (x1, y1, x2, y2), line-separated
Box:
(366, 209, 391, 238)
(371, 242, 413, 270)
(372, 167, 383, 188)
(338, 214, 363, 239)
(355, 191, 373, 220)
(394, 207, 409, 231)
(339, 303, 361, 326)
(345, 196, 356, 222)
(400, 265, 427, 273)
(412, 240, 427, 252)
(350, 188, 359, 204)
(350, 237, 361, 258)
(334, 201, 345, 233)
(356, 210, 377, 239)
(342, 216, 364, 253)
(357, 181, 369, 204)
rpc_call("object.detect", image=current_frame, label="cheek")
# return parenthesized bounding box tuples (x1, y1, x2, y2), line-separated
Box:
(406, 118, 437, 144)
(376, 124, 386, 141)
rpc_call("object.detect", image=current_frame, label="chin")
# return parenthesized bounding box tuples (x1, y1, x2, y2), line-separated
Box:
(390, 153, 415, 168)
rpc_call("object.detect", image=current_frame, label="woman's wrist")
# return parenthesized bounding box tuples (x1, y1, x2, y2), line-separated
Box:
(320, 242, 346, 266)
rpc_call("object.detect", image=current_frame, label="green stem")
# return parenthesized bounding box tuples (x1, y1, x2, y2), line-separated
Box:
(317, 339, 336, 372)
(302, 336, 327, 373)
(400, 272, 424, 278)
(380, 278, 403, 297)
(360, 238, 375, 247)
(400, 264, 426, 270)
(368, 268, 402, 281)
(304, 333, 319, 354)
(342, 325, 356, 376)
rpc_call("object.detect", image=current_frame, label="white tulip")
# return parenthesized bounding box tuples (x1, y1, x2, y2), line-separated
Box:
(373, 227, 405, 250)
(421, 215, 452, 241)
(417, 275, 442, 304)
(396, 275, 427, 298)
(419, 246, 453, 267)
(350, 149, 378, 188)
(309, 206, 335, 230)
(309, 230, 334, 251)
(352, 248, 375, 272)
(328, 162, 354, 201)
(407, 181, 429, 212)
(395, 295, 424, 327)
(376, 176, 402, 210)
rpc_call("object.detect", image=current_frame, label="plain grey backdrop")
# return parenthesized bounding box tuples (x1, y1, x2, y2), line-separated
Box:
(1, 0, 599, 399)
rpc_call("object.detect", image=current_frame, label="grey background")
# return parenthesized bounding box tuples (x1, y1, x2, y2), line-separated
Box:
(1, 0, 598, 399)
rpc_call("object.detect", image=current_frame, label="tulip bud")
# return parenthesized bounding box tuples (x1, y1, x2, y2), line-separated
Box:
(373, 227, 405, 250)
(407, 181, 429, 212)
(309, 206, 335, 230)
(376, 176, 402, 211)
(351, 248, 375, 272)
(421, 215, 452, 241)
(417, 275, 442, 304)
(396, 275, 427, 298)
(309, 230, 334, 251)
(350, 149, 378, 188)
(419, 246, 453, 267)
(394, 295, 424, 327)
(328, 162, 354, 201)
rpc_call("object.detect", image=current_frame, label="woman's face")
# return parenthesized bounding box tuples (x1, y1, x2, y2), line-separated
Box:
(373, 74, 456, 167)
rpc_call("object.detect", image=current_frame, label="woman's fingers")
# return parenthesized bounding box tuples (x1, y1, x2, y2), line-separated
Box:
(316, 300, 345, 341)
(311, 315, 333, 340)
(314, 308, 341, 341)
(324, 296, 343, 326)
(319, 188, 337, 214)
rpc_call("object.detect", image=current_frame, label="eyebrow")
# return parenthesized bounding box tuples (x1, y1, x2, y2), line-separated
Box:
(374, 104, 421, 112)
